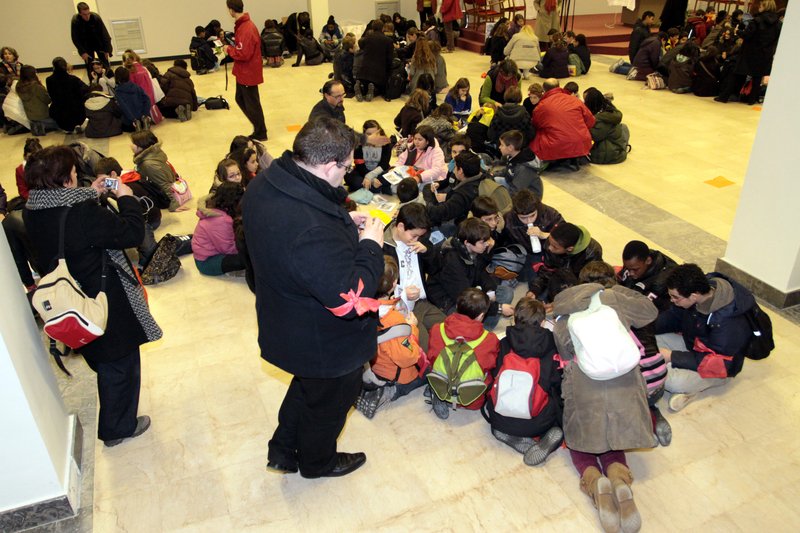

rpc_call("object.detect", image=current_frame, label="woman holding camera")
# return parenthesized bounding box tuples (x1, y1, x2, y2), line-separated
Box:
(23, 145, 161, 447)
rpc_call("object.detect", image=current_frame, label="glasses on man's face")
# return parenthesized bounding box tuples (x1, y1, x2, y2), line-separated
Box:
(335, 161, 354, 172)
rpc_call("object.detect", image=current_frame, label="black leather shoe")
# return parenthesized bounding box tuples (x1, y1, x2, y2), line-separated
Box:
(266, 460, 298, 474)
(301, 452, 366, 479)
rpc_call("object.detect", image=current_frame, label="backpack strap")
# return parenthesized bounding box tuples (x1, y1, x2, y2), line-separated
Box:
(377, 323, 413, 344)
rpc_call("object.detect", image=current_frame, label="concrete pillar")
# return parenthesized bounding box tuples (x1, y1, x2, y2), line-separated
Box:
(0, 231, 81, 530)
(308, 0, 331, 39)
(716, 5, 800, 308)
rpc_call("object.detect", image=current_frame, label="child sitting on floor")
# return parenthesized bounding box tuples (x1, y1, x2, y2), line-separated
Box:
(192, 181, 246, 277)
(355, 256, 426, 418)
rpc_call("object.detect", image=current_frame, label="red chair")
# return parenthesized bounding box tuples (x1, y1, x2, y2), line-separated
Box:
(463, 0, 504, 30)
(502, 0, 528, 24)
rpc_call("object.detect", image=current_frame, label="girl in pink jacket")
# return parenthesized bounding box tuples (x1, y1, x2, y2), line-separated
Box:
(192, 182, 246, 276)
(396, 125, 447, 184)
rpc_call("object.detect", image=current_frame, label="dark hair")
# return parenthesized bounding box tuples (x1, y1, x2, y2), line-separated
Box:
(16, 65, 40, 91)
(397, 202, 430, 232)
(471, 196, 499, 218)
(1, 46, 19, 62)
(716, 10, 728, 24)
(24, 145, 77, 190)
(416, 72, 435, 94)
(377, 256, 400, 297)
(657, 31, 669, 41)
(575, 34, 587, 47)
(578, 261, 617, 287)
(76, 2, 90, 12)
(370, 19, 384, 32)
(215, 158, 240, 183)
(490, 21, 508, 37)
(413, 125, 436, 148)
(229, 135, 251, 153)
(458, 217, 491, 245)
(550, 223, 581, 249)
(548, 269, 578, 300)
(512, 189, 540, 215)
(431, 102, 454, 121)
(447, 78, 470, 101)
(195, 25, 205, 36)
(95, 157, 123, 177)
(499, 130, 524, 151)
(680, 42, 701, 61)
(226, 0, 244, 14)
(174, 58, 188, 69)
(397, 178, 420, 203)
(564, 81, 579, 95)
(131, 130, 159, 150)
(666, 264, 711, 297)
(210, 181, 244, 218)
(643, 10, 655, 18)
(514, 297, 546, 325)
(622, 240, 650, 262)
(406, 27, 419, 37)
(498, 58, 519, 78)
(456, 288, 490, 319)
(503, 85, 522, 104)
(23, 137, 43, 158)
(323, 79, 343, 95)
(232, 148, 257, 182)
(293, 117, 357, 166)
(362, 119, 385, 136)
(454, 152, 481, 177)
(114, 66, 130, 84)
(582, 87, 615, 115)
(448, 133, 471, 151)
(52, 57, 68, 73)
(342, 35, 356, 52)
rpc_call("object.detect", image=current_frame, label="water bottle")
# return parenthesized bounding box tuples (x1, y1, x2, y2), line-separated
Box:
(528, 223, 541, 253)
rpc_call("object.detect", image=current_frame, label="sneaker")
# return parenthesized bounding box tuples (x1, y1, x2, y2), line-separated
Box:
(492, 428, 535, 454)
(523, 426, 563, 466)
(133, 119, 142, 132)
(186, 105, 192, 120)
(354, 80, 363, 102)
(355, 385, 395, 419)
(104, 415, 151, 447)
(430, 393, 450, 420)
(668, 393, 696, 412)
(609, 58, 625, 73)
(365, 83, 375, 102)
(176, 104, 188, 122)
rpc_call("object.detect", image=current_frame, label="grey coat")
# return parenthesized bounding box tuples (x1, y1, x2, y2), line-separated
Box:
(552, 283, 658, 453)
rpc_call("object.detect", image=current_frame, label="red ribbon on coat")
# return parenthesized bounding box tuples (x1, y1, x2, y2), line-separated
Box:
(693, 338, 733, 379)
(553, 353, 568, 370)
(326, 279, 382, 317)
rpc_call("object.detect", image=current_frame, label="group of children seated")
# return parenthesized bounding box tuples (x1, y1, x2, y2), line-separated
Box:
(611, 5, 782, 101)
(1, 44, 200, 138)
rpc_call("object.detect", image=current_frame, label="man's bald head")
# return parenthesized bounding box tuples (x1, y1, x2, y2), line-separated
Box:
(543, 78, 560, 92)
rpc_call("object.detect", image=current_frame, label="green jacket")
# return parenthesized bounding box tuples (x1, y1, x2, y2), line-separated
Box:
(133, 142, 179, 211)
(589, 109, 627, 165)
(17, 82, 51, 121)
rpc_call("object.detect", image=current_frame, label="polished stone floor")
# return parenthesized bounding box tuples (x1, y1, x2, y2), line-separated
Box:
(3, 48, 799, 532)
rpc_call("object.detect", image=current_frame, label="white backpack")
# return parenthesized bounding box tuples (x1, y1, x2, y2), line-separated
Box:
(567, 290, 641, 381)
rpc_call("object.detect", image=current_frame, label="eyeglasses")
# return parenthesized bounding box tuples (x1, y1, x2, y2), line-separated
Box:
(335, 161, 354, 172)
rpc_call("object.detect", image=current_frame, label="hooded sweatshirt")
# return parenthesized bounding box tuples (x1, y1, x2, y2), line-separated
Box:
(500, 147, 544, 197)
(84, 91, 122, 138)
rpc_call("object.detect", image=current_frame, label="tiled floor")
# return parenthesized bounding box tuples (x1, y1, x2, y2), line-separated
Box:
(3, 49, 799, 532)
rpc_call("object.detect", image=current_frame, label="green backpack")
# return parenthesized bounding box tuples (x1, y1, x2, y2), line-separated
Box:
(427, 324, 489, 407)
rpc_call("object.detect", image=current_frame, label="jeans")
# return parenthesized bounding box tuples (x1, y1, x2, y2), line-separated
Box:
(483, 283, 514, 331)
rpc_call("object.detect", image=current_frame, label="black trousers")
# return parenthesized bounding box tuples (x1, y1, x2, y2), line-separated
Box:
(234, 83, 267, 139)
(84, 348, 141, 442)
(268, 366, 363, 477)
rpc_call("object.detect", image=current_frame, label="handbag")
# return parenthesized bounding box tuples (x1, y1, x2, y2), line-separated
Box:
(646, 72, 666, 90)
(693, 338, 732, 379)
(150, 103, 164, 125)
(32, 209, 109, 352)
(167, 162, 193, 206)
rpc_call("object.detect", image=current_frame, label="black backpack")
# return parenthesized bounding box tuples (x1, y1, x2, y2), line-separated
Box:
(743, 303, 774, 360)
(384, 71, 407, 101)
(140, 234, 182, 285)
(204, 95, 230, 110)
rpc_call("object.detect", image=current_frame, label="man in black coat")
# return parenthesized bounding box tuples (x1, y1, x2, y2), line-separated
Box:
(354, 20, 394, 101)
(618, 240, 677, 312)
(242, 118, 385, 479)
(71, 2, 113, 78)
(628, 11, 655, 62)
(308, 80, 346, 123)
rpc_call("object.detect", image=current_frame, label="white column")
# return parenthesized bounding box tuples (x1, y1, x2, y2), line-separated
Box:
(308, 0, 331, 38)
(718, 5, 800, 306)
(0, 231, 78, 519)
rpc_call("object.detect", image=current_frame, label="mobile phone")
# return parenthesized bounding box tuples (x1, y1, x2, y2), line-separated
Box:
(104, 177, 119, 191)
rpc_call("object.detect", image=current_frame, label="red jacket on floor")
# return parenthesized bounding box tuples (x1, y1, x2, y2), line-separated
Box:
(227, 13, 263, 86)
(428, 313, 500, 409)
(530, 88, 595, 161)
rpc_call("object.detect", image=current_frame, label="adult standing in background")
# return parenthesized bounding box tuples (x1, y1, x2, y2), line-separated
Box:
(243, 117, 385, 478)
(71, 2, 112, 78)
(439, 0, 463, 53)
(225, 0, 268, 141)
(417, 0, 438, 28)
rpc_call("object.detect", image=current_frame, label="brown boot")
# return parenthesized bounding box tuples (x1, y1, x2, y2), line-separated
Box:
(606, 462, 641, 533)
(580, 466, 620, 533)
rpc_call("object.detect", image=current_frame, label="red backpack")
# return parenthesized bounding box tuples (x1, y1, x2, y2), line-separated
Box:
(488, 351, 549, 419)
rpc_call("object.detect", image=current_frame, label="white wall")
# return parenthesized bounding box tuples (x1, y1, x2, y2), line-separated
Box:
(6, 0, 621, 69)
(722, 4, 800, 293)
(0, 231, 73, 512)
